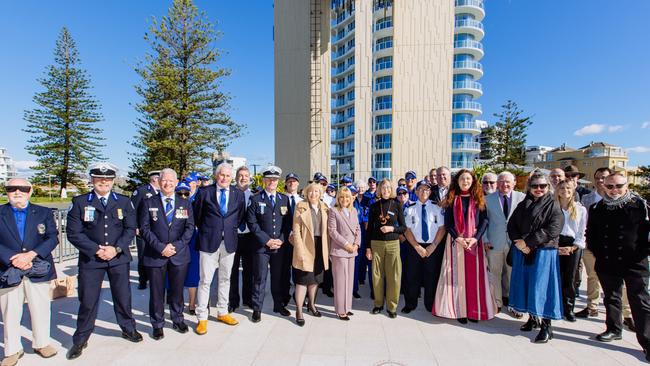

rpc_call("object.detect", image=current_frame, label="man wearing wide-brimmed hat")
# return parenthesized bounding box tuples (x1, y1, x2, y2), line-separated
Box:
(563, 165, 592, 200)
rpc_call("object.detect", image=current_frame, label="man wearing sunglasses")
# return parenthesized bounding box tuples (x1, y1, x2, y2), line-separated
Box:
(586, 173, 650, 362)
(481, 172, 497, 195)
(0, 178, 59, 365)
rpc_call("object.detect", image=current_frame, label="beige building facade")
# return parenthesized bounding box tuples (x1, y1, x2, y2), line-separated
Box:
(274, 0, 454, 183)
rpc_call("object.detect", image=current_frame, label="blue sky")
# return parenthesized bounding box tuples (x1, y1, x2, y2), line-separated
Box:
(1, 0, 649, 177)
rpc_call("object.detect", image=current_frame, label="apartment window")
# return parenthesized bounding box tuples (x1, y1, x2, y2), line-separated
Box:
(374, 153, 392, 169)
(346, 107, 355, 118)
(375, 36, 393, 51)
(375, 56, 393, 71)
(347, 73, 355, 83)
(346, 56, 355, 68)
(375, 95, 392, 110)
(375, 16, 393, 31)
(375, 75, 392, 91)
(375, 134, 392, 150)
(347, 38, 354, 50)
(374, 114, 392, 130)
(346, 140, 355, 153)
(347, 90, 355, 102)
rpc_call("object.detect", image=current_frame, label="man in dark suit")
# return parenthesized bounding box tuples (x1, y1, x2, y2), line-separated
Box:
(247, 166, 292, 322)
(192, 163, 246, 334)
(0, 178, 59, 365)
(229, 166, 255, 313)
(429, 166, 450, 205)
(66, 162, 141, 360)
(130, 170, 160, 289)
(138, 168, 194, 340)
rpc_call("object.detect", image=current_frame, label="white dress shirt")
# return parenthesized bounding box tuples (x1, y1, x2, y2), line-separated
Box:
(560, 205, 588, 249)
(216, 184, 230, 213)
(404, 200, 444, 244)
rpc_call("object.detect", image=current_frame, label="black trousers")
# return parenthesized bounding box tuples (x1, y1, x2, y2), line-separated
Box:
(280, 240, 293, 304)
(136, 236, 148, 285)
(146, 262, 188, 329)
(559, 248, 581, 313)
(73, 263, 135, 345)
(229, 233, 254, 308)
(252, 248, 286, 312)
(599, 271, 650, 349)
(321, 261, 333, 293)
(404, 243, 437, 311)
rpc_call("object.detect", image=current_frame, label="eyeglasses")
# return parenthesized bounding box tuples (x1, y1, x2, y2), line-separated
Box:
(530, 184, 548, 190)
(5, 186, 31, 193)
(482, 181, 496, 185)
(605, 183, 626, 189)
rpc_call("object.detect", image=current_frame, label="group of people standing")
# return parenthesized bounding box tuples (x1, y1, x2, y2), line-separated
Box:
(0, 161, 649, 365)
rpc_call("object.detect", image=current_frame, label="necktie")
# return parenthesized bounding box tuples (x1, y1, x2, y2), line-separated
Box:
(290, 195, 296, 214)
(270, 194, 275, 208)
(100, 197, 107, 208)
(165, 198, 174, 224)
(502, 195, 509, 217)
(219, 188, 227, 215)
(421, 204, 430, 242)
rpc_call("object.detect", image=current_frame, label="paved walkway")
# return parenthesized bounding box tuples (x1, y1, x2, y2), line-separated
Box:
(1, 255, 648, 366)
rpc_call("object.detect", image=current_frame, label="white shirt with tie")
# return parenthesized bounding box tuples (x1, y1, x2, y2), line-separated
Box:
(216, 185, 230, 213)
(404, 200, 444, 244)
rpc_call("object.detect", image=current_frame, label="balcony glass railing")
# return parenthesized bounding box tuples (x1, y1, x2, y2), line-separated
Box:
(452, 101, 482, 112)
(454, 19, 484, 30)
(453, 60, 483, 71)
(454, 40, 483, 51)
(452, 141, 481, 150)
(455, 0, 484, 10)
(453, 80, 483, 92)
(452, 121, 481, 131)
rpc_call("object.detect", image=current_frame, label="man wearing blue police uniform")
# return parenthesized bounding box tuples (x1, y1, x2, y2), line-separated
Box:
(405, 171, 418, 204)
(359, 176, 377, 290)
(131, 170, 160, 290)
(340, 175, 353, 187)
(138, 168, 195, 340)
(247, 166, 292, 322)
(66, 163, 141, 360)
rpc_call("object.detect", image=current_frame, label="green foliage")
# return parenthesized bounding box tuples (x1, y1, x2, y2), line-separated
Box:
(250, 174, 285, 194)
(23, 27, 104, 193)
(485, 100, 532, 169)
(630, 165, 650, 201)
(129, 0, 244, 184)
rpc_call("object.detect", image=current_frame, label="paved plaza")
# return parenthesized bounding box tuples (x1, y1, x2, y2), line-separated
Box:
(1, 253, 648, 366)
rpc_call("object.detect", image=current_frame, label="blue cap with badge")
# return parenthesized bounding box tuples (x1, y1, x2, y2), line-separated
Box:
(349, 185, 359, 194)
(285, 172, 299, 182)
(263, 165, 282, 179)
(175, 182, 191, 192)
(326, 184, 336, 191)
(89, 162, 118, 179)
(184, 172, 199, 183)
(396, 185, 408, 195)
(340, 175, 353, 184)
(405, 170, 417, 180)
(367, 176, 377, 183)
(313, 172, 328, 183)
(416, 180, 432, 190)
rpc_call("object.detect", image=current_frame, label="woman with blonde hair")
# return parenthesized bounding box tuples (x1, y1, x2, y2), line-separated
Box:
(554, 179, 587, 322)
(366, 178, 407, 318)
(327, 187, 361, 320)
(290, 183, 330, 326)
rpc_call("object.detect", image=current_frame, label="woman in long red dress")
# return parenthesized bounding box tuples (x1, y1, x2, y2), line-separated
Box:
(432, 169, 497, 323)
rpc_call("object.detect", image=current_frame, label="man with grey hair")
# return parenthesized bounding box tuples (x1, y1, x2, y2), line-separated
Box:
(0, 178, 59, 365)
(193, 163, 247, 334)
(484, 171, 525, 316)
(549, 168, 565, 191)
(481, 172, 498, 195)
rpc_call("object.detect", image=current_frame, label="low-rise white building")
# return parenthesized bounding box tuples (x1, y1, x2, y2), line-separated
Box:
(0, 148, 18, 184)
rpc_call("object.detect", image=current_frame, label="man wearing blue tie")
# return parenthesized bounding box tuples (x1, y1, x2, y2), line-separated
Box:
(138, 168, 195, 340)
(247, 166, 292, 322)
(193, 163, 246, 334)
(403, 180, 446, 313)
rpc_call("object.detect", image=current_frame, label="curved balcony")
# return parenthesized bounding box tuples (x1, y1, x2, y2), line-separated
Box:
(454, 18, 484, 40)
(331, 62, 355, 78)
(451, 141, 481, 153)
(331, 98, 355, 112)
(454, 39, 484, 60)
(452, 100, 482, 115)
(332, 28, 355, 47)
(373, 26, 393, 40)
(332, 45, 355, 63)
(331, 114, 354, 127)
(455, 0, 485, 22)
(452, 120, 482, 134)
(453, 60, 483, 79)
(453, 80, 483, 98)
(331, 11, 354, 28)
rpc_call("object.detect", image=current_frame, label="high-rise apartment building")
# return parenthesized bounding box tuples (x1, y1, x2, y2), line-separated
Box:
(275, 0, 460, 182)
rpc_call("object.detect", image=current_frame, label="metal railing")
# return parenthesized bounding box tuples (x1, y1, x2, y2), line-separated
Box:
(454, 39, 484, 51)
(455, 0, 484, 10)
(452, 141, 481, 151)
(453, 60, 483, 72)
(452, 100, 482, 112)
(455, 19, 484, 31)
(453, 80, 483, 92)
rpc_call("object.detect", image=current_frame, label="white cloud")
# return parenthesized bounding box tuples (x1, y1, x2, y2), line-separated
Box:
(627, 146, 650, 153)
(642, 121, 650, 129)
(573, 123, 624, 136)
(13, 160, 37, 171)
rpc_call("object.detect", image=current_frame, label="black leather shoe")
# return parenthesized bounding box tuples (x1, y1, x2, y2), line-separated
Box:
(371, 306, 383, 314)
(121, 330, 143, 343)
(575, 307, 598, 318)
(337, 314, 350, 321)
(565, 311, 576, 322)
(173, 322, 189, 333)
(535, 320, 553, 343)
(323, 289, 334, 298)
(624, 317, 636, 332)
(520, 316, 539, 332)
(274, 307, 291, 317)
(252, 310, 262, 323)
(347, 311, 354, 316)
(152, 328, 164, 340)
(387, 311, 397, 319)
(307, 307, 322, 318)
(228, 306, 237, 313)
(66, 342, 87, 360)
(296, 316, 305, 327)
(138, 282, 147, 290)
(353, 292, 361, 299)
(401, 306, 414, 314)
(596, 330, 622, 342)
(457, 318, 468, 324)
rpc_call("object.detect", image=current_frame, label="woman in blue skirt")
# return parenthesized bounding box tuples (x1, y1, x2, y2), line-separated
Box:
(507, 171, 564, 343)
(178, 177, 200, 315)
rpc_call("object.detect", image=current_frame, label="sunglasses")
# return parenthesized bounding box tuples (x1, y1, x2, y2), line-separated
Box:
(530, 184, 548, 190)
(5, 186, 31, 193)
(398, 192, 408, 195)
(482, 181, 496, 185)
(177, 192, 190, 198)
(605, 183, 626, 189)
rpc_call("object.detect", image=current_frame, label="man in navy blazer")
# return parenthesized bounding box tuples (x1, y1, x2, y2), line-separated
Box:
(0, 178, 59, 364)
(66, 163, 141, 360)
(138, 168, 194, 340)
(192, 162, 246, 334)
(247, 166, 293, 322)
